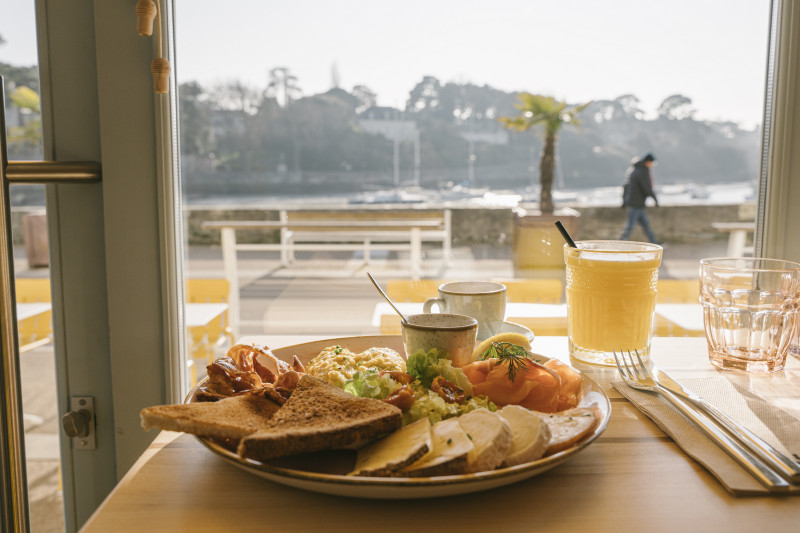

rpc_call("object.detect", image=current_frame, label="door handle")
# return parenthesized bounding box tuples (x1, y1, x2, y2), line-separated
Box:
(61, 410, 91, 438)
(60, 397, 96, 450)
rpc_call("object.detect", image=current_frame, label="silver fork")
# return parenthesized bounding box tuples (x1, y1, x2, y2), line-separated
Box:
(613, 349, 789, 490)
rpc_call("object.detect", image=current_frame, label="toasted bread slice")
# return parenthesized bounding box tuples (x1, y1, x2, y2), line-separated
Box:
(402, 418, 473, 477)
(350, 418, 432, 477)
(457, 408, 512, 473)
(237, 375, 402, 461)
(140, 388, 281, 440)
(539, 407, 601, 455)
(498, 405, 551, 467)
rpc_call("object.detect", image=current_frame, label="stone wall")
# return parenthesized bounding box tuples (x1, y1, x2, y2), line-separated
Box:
(185, 202, 754, 247)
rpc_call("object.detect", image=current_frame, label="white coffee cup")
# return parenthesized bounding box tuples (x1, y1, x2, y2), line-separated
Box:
(423, 281, 507, 341)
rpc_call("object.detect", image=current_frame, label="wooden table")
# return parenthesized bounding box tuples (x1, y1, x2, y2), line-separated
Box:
(80, 336, 800, 532)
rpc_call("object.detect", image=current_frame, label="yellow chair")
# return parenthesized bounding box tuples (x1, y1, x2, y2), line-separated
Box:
(385, 279, 451, 302)
(15, 278, 53, 351)
(490, 278, 563, 303)
(380, 280, 450, 334)
(185, 279, 235, 383)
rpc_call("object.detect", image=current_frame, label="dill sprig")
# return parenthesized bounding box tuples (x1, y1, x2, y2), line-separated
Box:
(478, 342, 530, 382)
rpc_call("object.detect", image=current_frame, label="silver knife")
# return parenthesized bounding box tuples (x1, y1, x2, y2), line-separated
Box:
(656, 369, 800, 483)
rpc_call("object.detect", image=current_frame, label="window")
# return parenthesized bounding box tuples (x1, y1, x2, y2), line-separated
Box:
(174, 0, 772, 357)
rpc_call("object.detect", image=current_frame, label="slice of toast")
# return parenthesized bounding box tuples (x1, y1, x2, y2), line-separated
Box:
(402, 418, 473, 477)
(350, 418, 432, 477)
(539, 407, 601, 455)
(457, 408, 512, 473)
(498, 405, 551, 467)
(237, 375, 402, 461)
(140, 388, 281, 440)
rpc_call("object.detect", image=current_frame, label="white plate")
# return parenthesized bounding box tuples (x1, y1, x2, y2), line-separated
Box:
(191, 335, 610, 499)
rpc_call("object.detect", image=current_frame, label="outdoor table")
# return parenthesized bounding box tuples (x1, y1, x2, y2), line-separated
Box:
(184, 302, 229, 329)
(184, 303, 231, 382)
(711, 222, 755, 257)
(370, 302, 567, 327)
(16, 302, 53, 352)
(654, 303, 705, 334)
(373, 302, 706, 338)
(80, 336, 800, 532)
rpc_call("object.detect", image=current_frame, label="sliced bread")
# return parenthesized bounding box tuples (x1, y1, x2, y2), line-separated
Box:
(498, 405, 551, 467)
(402, 418, 473, 477)
(237, 375, 402, 461)
(350, 418, 432, 477)
(456, 408, 512, 473)
(140, 388, 281, 440)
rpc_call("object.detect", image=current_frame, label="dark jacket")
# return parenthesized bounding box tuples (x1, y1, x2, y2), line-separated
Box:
(622, 160, 658, 208)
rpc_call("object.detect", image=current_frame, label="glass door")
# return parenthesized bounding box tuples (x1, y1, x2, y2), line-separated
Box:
(2, 2, 184, 532)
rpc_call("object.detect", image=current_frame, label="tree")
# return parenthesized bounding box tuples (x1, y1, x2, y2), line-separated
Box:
(7, 85, 42, 157)
(499, 93, 590, 214)
(178, 81, 213, 155)
(658, 94, 696, 120)
(406, 76, 441, 113)
(267, 67, 301, 108)
(352, 85, 376, 113)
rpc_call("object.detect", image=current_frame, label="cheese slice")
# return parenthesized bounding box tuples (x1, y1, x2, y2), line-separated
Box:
(456, 408, 512, 472)
(402, 418, 473, 477)
(539, 407, 601, 455)
(350, 418, 432, 477)
(498, 405, 551, 467)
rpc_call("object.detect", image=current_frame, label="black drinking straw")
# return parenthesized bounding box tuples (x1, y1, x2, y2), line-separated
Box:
(555, 220, 578, 248)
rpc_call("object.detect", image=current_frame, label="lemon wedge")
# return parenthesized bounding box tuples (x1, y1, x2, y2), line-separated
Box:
(471, 332, 532, 362)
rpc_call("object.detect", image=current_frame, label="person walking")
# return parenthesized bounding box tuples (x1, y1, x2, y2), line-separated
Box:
(620, 153, 661, 244)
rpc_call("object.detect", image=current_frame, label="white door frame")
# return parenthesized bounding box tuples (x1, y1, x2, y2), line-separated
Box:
(761, 0, 800, 261)
(34, 0, 184, 530)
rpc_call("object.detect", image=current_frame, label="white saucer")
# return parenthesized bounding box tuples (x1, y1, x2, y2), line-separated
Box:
(479, 321, 535, 343)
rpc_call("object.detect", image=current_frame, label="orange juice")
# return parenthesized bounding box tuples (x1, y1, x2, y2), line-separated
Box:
(564, 241, 662, 365)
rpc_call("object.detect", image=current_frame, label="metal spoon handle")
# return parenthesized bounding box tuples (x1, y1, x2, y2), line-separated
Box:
(366, 272, 408, 324)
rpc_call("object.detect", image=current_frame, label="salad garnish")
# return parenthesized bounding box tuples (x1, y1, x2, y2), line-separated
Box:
(478, 342, 530, 382)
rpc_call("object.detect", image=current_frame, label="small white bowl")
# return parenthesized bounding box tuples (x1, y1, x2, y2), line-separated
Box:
(401, 313, 478, 367)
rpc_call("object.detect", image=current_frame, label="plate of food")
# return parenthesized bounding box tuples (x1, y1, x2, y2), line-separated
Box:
(141, 334, 610, 499)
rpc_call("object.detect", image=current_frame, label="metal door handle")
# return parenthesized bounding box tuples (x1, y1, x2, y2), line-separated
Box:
(61, 409, 91, 438)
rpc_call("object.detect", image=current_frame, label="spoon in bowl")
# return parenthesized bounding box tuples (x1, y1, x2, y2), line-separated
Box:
(366, 272, 408, 325)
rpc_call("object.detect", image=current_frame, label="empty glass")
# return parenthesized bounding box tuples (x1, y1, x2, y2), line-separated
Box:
(700, 257, 800, 373)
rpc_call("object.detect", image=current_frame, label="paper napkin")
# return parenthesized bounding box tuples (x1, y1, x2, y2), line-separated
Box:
(613, 376, 800, 495)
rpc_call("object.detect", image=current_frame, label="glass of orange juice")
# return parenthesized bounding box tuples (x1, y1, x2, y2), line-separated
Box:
(564, 241, 663, 366)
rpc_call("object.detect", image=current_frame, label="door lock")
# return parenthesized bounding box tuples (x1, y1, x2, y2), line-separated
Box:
(61, 396, 96, 449)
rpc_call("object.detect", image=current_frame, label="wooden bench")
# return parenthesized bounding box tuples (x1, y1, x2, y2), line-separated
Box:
(202, 209, 452, 334)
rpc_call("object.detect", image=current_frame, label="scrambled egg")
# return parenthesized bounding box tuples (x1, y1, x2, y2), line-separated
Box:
(305, 345, 406, 388)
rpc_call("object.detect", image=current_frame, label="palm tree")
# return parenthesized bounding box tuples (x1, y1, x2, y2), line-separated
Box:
(499, 93, 589, 214)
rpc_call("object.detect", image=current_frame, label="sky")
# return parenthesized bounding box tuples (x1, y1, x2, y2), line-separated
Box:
(1, 0, 771, 128)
